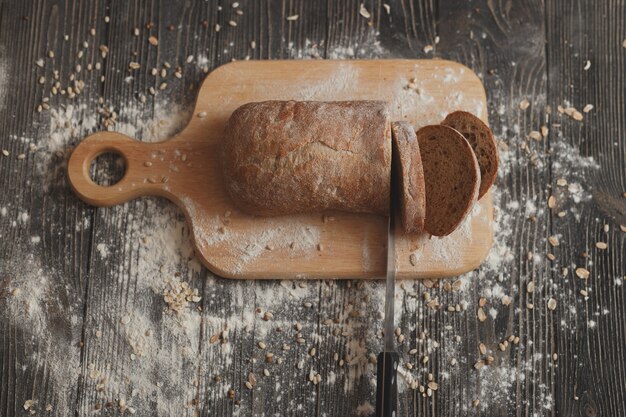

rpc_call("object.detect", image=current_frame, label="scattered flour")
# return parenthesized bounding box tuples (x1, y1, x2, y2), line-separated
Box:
(95, 242, 109, 258)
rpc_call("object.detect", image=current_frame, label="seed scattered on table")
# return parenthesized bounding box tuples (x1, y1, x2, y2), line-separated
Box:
(477, 307, 487, 322)
(519, 99, 530, 110)
(359, 4, 371, 19)
(547, 298, 557, 310)
(575, 267, 590, 279)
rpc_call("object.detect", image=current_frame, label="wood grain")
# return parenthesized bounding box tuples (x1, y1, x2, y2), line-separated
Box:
(0, 1, 624, 417)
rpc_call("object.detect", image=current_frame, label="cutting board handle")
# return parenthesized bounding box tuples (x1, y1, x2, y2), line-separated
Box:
(67, 131, 174, 207)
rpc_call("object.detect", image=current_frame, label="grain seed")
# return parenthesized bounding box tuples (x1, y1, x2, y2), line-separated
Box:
(583, 60, 591, 70)
(479, 343, 486, 355)
(548, 236, 559, 246)
(595, 242, 607, 250)
(428, 381, 438, 391)
(572, 111, 583, 121)
(477, 307, 487, 322)
(548, 195, 556, 208)
(528, 130, 542, 140)
(541, 125, 549, 137)
(148, 36, 158, 46)
(359, 4, 371, 19)
(526, 281, 535, 293)
(423, 45, 433, 53)
(257, 341, 266, 349)
(547, 298, 557, 310)
(286, 15, 299, 21)
(583, 104, 594, 113)
(214, 24, 221, 32)
(575, 268, 590, 279)
(474, 360, 485, 370)
(248, 373, 257, 386)
(228, 20, 237, 27)
(244, 381, 253, 390)
(580, 289, 588, 297)
(197, 111, 207, 118)
(519, 99, 530, 110)
(473, 399, 480, 407)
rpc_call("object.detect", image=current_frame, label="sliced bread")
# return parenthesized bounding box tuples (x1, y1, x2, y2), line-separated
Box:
(416, 125, 480, 237)
(391, 121, 426, 234)
(441, 111, 498, 199)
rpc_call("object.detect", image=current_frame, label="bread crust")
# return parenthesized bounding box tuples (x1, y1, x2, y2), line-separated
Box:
(391, 121, 426, 234)
(222, 100, 391, 216)
(416, 125, 480, 237)
(442, 111, 498, 199)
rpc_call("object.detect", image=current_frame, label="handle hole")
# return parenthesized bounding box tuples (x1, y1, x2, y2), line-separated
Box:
(89, 151, 126, 186)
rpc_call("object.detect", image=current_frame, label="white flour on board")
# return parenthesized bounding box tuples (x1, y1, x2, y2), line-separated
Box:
(184, 196, 320, 275)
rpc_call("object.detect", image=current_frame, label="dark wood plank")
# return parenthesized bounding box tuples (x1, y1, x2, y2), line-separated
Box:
(0, 0, 100, 415)
(1, 1, 625, 417)
(436, 1, 551, 416)
(545, 0, 626, 415)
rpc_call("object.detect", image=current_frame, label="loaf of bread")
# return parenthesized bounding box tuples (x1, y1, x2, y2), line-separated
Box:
(391, 122, 425, 234)
(222, 100, 392, 216)
(442, 111, 498, 199)
(416, 125, 480, 236)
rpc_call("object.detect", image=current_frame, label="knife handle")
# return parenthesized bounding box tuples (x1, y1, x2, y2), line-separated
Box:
(376, 351, 399, 417)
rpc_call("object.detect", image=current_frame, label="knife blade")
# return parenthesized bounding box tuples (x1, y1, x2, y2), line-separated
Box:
(375, 179, 399, 417)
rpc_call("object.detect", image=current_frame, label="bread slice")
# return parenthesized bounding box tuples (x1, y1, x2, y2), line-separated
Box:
(416, 125, 480, 237)
(441, 111, 498, 199)
(391, 122, 426, 234)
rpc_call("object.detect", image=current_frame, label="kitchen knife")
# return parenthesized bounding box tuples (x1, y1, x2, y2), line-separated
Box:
(375, 188, 399, 417)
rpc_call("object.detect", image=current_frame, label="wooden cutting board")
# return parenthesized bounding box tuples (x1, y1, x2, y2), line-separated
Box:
(68, 59, 493, 280)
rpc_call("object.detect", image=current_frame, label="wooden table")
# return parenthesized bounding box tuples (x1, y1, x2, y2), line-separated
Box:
(0, 1, 624, 416)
